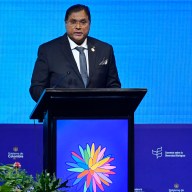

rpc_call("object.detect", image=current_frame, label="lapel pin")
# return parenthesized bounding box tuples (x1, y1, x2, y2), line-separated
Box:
(91, 47, 95, 52)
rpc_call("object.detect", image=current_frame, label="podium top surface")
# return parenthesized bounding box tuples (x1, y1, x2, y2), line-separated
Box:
(30, 88, 147, 120)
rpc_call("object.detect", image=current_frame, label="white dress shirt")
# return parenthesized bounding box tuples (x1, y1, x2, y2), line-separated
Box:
(67, 37, 89, 76)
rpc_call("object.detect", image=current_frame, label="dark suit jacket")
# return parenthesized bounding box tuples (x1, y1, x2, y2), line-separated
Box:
(29, 33, 121, 102)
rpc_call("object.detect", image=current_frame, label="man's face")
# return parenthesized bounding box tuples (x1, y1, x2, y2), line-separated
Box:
(65, 10, 90, 45)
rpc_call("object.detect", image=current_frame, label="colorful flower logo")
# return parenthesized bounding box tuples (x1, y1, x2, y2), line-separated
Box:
(66, 143, 116, 191)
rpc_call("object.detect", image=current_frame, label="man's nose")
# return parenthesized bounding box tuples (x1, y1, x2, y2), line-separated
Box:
(75, 22, 81, 29)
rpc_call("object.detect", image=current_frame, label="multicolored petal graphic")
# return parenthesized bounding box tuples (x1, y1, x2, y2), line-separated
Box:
(66, 143, 116, 192)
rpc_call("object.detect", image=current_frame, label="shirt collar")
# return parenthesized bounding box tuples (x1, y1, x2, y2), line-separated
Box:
(67, 36, 88, 50)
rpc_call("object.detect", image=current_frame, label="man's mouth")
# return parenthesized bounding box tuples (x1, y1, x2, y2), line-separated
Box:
(74, 32, 83, 36)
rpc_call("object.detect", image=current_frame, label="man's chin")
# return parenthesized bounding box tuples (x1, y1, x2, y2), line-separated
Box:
(73, 37, 85, 45)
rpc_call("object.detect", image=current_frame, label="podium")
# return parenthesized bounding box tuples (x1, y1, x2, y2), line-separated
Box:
(30, 88, 147, 191)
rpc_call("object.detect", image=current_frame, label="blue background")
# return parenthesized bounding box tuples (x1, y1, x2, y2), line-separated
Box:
(0, 0, 191, 124)
(0, 1, 192, 191)
(135, 124, 192, 190)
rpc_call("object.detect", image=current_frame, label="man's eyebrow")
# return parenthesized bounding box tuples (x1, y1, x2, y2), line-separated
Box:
(69, 18, 87, 20)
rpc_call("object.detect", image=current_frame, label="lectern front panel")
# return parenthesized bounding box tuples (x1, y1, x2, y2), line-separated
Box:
(56, 119, 128, 192)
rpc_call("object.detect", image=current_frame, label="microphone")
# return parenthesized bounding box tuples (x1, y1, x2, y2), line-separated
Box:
(53, 71, 71, 88)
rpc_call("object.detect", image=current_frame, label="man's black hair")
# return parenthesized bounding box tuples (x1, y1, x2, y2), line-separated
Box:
(65, 4, 91, 22)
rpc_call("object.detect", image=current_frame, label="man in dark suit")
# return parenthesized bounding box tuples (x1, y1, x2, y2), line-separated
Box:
(29, 4, 121, 102)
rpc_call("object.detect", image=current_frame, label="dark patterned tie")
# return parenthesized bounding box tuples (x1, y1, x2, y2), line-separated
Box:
(75, 47, 88, 87)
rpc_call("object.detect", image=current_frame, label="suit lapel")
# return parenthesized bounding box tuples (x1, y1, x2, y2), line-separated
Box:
(59, 35, 97, 86)
(87, 39, 96, 80)
(59, 34, 82, 79)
